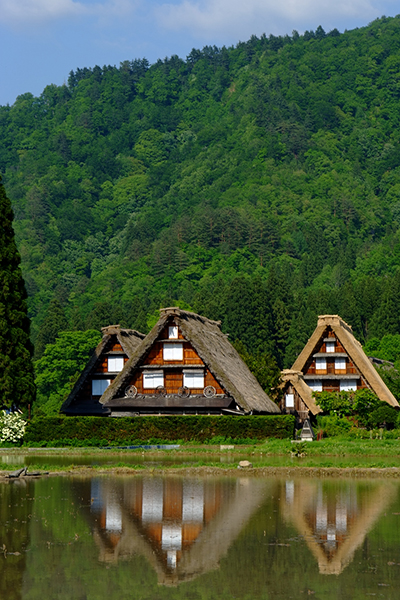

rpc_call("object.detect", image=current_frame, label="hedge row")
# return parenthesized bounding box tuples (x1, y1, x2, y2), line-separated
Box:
(24, 415, 295, 444)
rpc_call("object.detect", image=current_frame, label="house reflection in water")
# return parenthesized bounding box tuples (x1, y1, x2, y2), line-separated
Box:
(282, 479, 397, 575)
(89, 476, 272, 585)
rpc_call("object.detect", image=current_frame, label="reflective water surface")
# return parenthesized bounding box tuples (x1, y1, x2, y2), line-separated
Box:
(1, 474, 400, 599)
(4, 451, 400, 469)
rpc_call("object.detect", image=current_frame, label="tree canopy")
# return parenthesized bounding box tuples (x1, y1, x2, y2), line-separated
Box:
(3, 18, 400, 371)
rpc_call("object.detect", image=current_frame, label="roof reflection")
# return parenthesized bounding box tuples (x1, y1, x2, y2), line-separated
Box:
(88, 475, 273, 585)
(282, 478, 397, 575)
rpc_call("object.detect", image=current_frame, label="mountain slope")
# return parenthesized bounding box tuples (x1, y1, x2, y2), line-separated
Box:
(2, 18, 400, 365)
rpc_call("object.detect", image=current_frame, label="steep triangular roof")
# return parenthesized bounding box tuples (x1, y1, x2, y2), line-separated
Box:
(61, 325, 145, 413)
(280, 370, 322, 416)
(101, 307, 280, 413)
(291, 315, 399, 408)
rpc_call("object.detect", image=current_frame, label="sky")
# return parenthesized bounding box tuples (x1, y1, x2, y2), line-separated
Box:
(0, 0, 399, 106)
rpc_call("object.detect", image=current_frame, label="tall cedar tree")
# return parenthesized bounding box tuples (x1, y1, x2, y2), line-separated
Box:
(0, 179, 35, 409)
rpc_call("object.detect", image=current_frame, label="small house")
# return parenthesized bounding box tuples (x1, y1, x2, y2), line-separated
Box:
(61, 325, 145, 416)
(280, 369, 322, 422)
(281, 314, 399, 416)
(100, 307, 280, 416)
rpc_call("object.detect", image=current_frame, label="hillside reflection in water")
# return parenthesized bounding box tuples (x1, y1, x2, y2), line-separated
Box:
(1, 475, 400, 599)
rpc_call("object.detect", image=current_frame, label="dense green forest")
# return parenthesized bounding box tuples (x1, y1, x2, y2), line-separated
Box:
(3, 16, 400, 373)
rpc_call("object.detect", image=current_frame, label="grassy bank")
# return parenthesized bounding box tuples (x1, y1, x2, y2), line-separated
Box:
(1, 437, 400, 472)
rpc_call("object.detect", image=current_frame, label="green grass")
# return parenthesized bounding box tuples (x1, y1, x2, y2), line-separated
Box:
(1, 437, 400, 472)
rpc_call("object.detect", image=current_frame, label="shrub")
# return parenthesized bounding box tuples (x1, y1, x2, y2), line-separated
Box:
(317, 415, 352, 437)
(0, 411, 26, 444)
(369, 405, 398, 429)
(314, 389, 382, 427)
(24, 415, 296, 445)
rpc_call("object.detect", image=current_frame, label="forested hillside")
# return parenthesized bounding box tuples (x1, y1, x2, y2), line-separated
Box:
(2, 16, 400, 369)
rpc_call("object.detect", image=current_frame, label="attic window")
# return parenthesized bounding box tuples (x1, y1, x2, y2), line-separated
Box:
(143, 371, 164, 389)
(92, 379, 111, 396)
(315, 358, 327, 371)
(108, 357, 124, 372)
(285, 393, 294, 408)
(326, 341, 335, 353)
(183, 370, 204, 388)
(168, 325, 178, 339)
(163, 343, 183, 361)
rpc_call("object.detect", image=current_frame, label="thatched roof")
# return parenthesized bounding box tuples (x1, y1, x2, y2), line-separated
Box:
(101, 307, 280, 413)
(291, 315, 399, 408)
(280, 370, 322, 415)
(61, 326, 145, 412)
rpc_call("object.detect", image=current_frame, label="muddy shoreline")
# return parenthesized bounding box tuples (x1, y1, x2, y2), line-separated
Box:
(2, 465, 400, 479)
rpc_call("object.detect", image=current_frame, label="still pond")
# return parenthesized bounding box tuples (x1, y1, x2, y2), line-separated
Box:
(1, 473, 400, 599)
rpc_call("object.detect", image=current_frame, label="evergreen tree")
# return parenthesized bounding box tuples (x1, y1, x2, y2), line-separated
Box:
(0, 179, 35, 410)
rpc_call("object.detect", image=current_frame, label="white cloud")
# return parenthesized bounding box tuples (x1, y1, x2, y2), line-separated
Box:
(0, 0, 86, 23)
(0, 0, 136, 26)
(156, 0, 380, 40)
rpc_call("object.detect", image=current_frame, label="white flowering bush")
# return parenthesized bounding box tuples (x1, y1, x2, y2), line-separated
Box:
(0, 411, 26, 444)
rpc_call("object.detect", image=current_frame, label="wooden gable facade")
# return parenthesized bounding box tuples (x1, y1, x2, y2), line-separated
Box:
(101, 307, 280, 416)
(61, 325, 145, 416)
(299, 328, 368, 394)
(281, 315, 399, 416)
(124, 322, 225, 400)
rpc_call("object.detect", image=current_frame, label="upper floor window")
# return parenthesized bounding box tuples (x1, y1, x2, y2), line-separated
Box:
(285, 393, 294, 408)
(143, 371, 164, 389)
(315, 357, 327, 371)
(183, 370, 204, 388)
(168, 325, 178, 339)
(326, 341, 335, 353)
(92, 379, 111, 396)
(163, 343, 183, 361)
(335, 357, 346, 371)
(108, 357, 124, 372)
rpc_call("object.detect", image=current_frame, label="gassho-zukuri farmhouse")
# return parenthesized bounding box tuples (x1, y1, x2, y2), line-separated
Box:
(61, 310, 398, 419)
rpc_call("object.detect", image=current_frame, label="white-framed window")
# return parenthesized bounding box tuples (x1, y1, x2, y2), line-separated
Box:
(335, 357, 346, 371)
(108, 357, 124, 372)
(143, 371, 164, 389)
(92, 379, 111, 395)
(163, 343, 183, 361)
(183, 370, 204, 389)
(315, 358, 327, 371)
(308, 380, 323, 392)
(326, 341, 335, 353)
(285, 393, 295, 408)
(340, 380, 357, 392)
(168, 325, 178, 339)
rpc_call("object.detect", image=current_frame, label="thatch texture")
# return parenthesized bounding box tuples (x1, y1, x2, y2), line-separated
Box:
(61, 326, 145, 413)
(101, 307, 279, 413)
(291, 315, 399, 408)
(280, 369, 322, 416)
